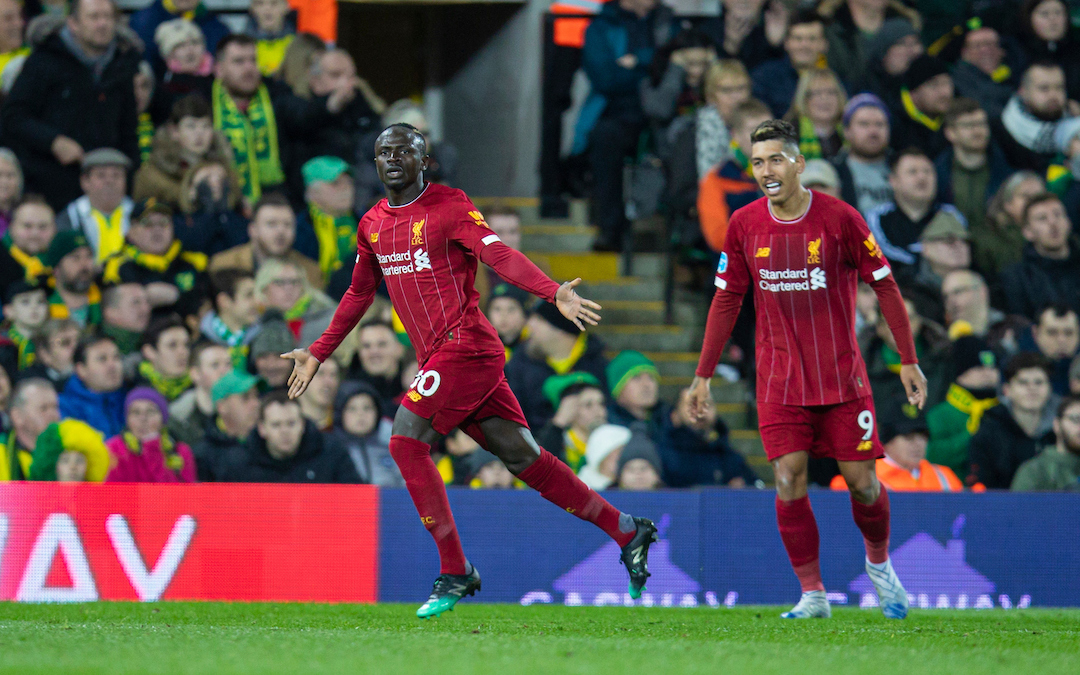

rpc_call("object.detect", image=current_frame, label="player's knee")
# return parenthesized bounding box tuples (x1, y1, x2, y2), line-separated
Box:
(773, 465, 807, 499)
(846, 472, 880, 504)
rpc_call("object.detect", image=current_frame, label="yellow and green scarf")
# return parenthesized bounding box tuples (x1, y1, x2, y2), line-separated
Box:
(797, 116, 843, 161)
(309, 205, 357, 280)
(122, 429, 186, 474)
(48, 280, 102, 327)
(3, 233, 49, 278)
(212, 79, 284, 202)
(103, 241, 207, 285)
(138, 361, 193, 402)
(89, 206, 127, 263)
(6, 326, 36, 369)
(901, 87, 943, 132)
(945, 383, 998, 435)
(138, 112, 154, 163)
(0, 430, 32, 481)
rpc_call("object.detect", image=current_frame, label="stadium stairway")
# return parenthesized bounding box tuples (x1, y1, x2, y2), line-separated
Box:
(516, 208, 771, 483)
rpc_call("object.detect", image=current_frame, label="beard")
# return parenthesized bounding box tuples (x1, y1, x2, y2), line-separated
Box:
(1031, 105, 1064, 122)
(60, 275, 93, 294)
(1064, 432, 1080, 455)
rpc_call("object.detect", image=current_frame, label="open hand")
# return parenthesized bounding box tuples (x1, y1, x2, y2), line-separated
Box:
(900, 363, 928, 410)
(687, 375, 713, 423)
(282, 349, 321, 399)
(555, 278, 602, 331)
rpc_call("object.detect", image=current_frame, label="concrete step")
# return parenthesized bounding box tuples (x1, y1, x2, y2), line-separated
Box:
(715, 402, 750, 430)
(578, 279, 664, 302)
(594, 300, 702, 327)
(527, 252, 620, 282)
(591, 324, 700, 352)
(521, 224, 595, 253)
(730, 429, 764, 458)
(619, 253, 666, 278)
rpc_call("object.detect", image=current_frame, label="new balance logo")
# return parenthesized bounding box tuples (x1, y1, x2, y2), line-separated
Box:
(755, 247, 770, 257)
(810, 267, 827, 290)
(857, 440, 873, 451)
(414, 248, 431, 271)
(632, 545, 644, 565)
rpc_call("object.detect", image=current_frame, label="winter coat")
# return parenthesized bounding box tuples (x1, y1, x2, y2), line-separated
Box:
(105, 433, 198, 483)
(859, 320, 951, 413)
(1011, 447, 1080, 491)
(926, 385, 998, 477)
(0, 19, 141, 210)
(662, 416, 758, 487)
(217, 419, 361, 484)
(208, 243, 324, 290)
(505, 334, 609, 431)
(697, 157, 762, 253)
(58, 375, 126, 439)
(172, 209, 250, 258)
(999, 243, 1080, 320)
(330, 420, 402, 487)
(818, 0, 921, 88)
(609, 400, 674, 459)
(751, 56, 801, 119)
(167, 389, 215, 449)
(951, 60, 1015, 121)
(191, 420, 246, 482)
(697, 11, 782, 72)
(100, 242, 209, 320)
(933, 144, 1013, 216)
(968, 397, 1058, 490)
(129, 0, 230, 75)
(132, 126, 235, 208)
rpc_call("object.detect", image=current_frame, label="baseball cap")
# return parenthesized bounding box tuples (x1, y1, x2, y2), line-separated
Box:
(801, 159, 840, 189)
(904, 55, 950, 91)
(41, 230, 90, 268)
(920, 210, 970, 242)
(211, 369, 260, 404)
(81, 147, 132, 172)
(302, 156, 351, 187)
(131, 197, 174, 222)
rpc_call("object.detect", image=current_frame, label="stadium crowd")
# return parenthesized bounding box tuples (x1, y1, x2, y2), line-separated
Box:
(0, 0, 1076, 493)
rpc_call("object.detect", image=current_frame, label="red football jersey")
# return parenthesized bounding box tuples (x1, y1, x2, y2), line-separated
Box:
(714, 191, 893, 406)
(309, 183, 559, 365)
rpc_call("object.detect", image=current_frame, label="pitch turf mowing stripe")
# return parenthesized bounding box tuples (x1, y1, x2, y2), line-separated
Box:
(0, 604, 1077, 674)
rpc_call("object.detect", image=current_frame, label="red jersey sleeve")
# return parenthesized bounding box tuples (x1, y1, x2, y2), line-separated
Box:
(696, 213, 749, 378)
(838, 204, 893, 284)
(308, 231, 383, 363)
(447, 197, 560, 302)
(713, 213, 751, 295)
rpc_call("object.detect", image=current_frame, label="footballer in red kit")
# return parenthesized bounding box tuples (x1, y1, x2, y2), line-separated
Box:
(283, 124, 657, 619)
(689, 120, 929, 620)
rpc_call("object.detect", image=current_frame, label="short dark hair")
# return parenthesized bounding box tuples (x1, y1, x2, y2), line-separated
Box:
(251, 192, 293, 220)
(100, 282, 142, 310)
(1003, 352, 1053, 383)
(729, 99, 773, 133)
(14, 193, 52, 212)
(73, 333, 117, 366)
(750, 119, 799, 148)
(1057, 395, 1080, 419)
(561, 381, 605, 403)
(1021, 60, 1065, 88)
(210, 268, 254, 310)
(189, 339, 228, 368)
(169, 94, 212, 125)
(888, 146, 931, 172)
(140, 315, 188, 351)
(787, 8, 826, 35)
(258, 389, 300, 421)
(380, 123, 428, 155)
(943, 97, 984, 128)
(359, 321, 395, 337)
(216, 33, 257, 59)
(1022, 192, 1064, 224)
(1036, 302, 1078, 326)
(71, 0, 117, 18)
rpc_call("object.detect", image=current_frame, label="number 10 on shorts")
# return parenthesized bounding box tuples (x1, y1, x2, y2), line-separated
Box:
(410, 369, 442, 397)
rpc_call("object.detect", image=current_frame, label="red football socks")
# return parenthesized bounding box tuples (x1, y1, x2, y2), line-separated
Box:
(851, 486, 891, 564)
(517, 449, 636, 547)
(775, 495, 824, 592)
(389, 435, 468, 575)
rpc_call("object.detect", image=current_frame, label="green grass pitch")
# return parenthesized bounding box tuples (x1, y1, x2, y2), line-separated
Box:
(1, 602, 1077, 674)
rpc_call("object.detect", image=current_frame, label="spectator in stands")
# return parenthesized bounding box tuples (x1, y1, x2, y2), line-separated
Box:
(906, 210, 971, 323)
(201, 268, 260, 367)
(1, 0, 141, 210)
(1019, 0, 1080, 101)
(751, 9, 828, 119)
(575, 0, 674, 252)
(298, 352, 338, 431)
(0, 0, 27, 95)
(42, 231, 99, 327)
(641, 28, 714, 161)
(969, 352, 1057, 490)
(697, 98, 770, 253)
(999, 62, 1073, 173)
(856, 18, 922, 112)
(783, 67, 846, 160)
(0, 378, 60, 481)
(665, 386, 758, 487)
(506, 301, 608, 430)
(331, 380, 402, 487)
(56, 149, 134, 263)
(294, 156, 357, 281)
(1000, 193, 1080, 319)
(866, 147, 964, 279)
(59, 334, 126, 438)
(486, 283, 529, 360)
(800, 159, 841, 198)
(890, 55, 953, 158)
(100, 283, 152, 358)
(936, 99, 1012, 232)
(616, 432, 664, 490)
(818, 0, 922, 88)
(463, 449, 516, 489)
(28, 419, 110, 482)
(247, 311, 294, 388)
(2, 279, 48, 370)
(245, 0, 296, 76)
(134, 316, 192, 402)
(535, 372, 607, 472)
(606, 350, 671, 450)
(254, 258, 334, 346)
(134, 95, 234, 209)
(278, 32, 325, 99)
(105, 387, 197, 483)
(1011, 395, 1080, 491)
(0, 148, 22, 236)
(168, 341, 231, 448)
(1019, 304, 1080, 396)
(174, 159, 248, 256)
(100, 199, 208, 321)
(0, 196, 54, 291)
(220, 391, 359, 483)
(154, 18, 213, 102)
(696, 59, 750, 180)
(830, 403, 963, 491)
(974, 171, 1045, 281)
(927, 335, 1000, 477)
(951, 22, 1016, 120)
(941, 270, 1004, 338)
(700, 0, 784, 71)
(1071, 354, 1080, 396)
(354, 321, 406, 412)
(130, 0, 229, 75)
(209, 193, 323, 288)
(833, 94, 893, 217)
(19, 318, 78, 391)
(134, 62, 156, 163)
(193, 368, 260, 480)
(577, 423, 632, 490)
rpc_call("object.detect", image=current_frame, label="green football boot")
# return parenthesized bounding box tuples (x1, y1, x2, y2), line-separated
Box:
(416, 563, 482, 619)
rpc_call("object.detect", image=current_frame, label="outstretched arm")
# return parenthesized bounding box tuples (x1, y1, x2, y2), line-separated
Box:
(689, 289, 745, 420)
(870, 274, 927, 409)
(479, 242, 561, 302)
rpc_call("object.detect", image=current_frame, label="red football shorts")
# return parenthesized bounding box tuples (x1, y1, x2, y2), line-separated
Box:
(400, 347, 530, 442)
(757, 394, 885, 462)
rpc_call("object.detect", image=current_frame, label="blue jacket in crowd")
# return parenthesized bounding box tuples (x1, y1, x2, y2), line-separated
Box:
(58, 375, 126, 439)
(934, 143, 1014, 208)
(130, 0, 231, 74)
(751, 56, 801, 119)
